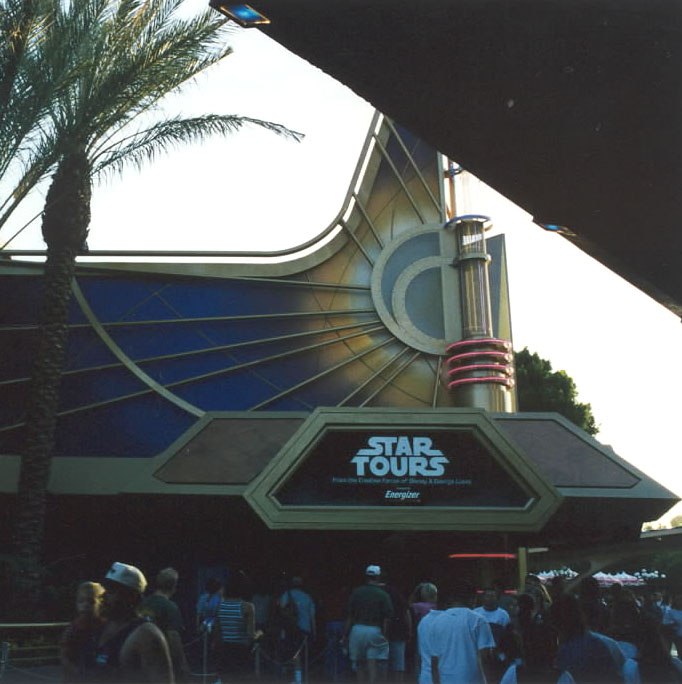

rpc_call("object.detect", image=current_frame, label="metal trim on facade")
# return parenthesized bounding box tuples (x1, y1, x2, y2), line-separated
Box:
(244, 407, 563, 531)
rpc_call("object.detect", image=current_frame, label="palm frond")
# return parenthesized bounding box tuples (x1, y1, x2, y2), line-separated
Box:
(0, 127, 59, 233)
(1, 0, 304, 240)
(83, 5, 234, 135)
(0, 0, 55, 176)
(91, 114, 304, 178)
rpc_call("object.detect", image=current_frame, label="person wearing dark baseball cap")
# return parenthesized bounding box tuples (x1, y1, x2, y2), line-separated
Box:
(344, 565, 393, 683)
(90, 562, 174, 683)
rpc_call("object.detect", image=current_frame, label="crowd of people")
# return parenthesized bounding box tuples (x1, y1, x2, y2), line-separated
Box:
(58, 561, 682, 684)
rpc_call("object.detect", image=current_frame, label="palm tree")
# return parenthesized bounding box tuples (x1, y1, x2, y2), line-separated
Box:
(9, 0, 301, 608)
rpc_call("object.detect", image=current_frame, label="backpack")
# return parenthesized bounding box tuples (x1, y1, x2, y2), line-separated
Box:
(278, 591, 299, 635)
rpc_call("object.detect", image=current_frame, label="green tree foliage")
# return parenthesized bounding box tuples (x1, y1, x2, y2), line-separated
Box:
(514, 348, 598, 435)
(4, 0, 301, 613)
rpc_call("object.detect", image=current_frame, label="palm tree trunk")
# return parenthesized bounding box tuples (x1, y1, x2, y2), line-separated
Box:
(12, 244, 78, 608)
(11, 149, 90, 615)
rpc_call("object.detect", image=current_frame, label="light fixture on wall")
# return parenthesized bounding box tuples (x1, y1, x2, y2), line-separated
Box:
(533, 219, 576, 237)
(208, 2, 270, 27)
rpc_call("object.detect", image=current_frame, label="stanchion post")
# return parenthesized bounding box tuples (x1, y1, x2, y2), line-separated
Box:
(332, 635, 338, 682)
(289, 637, 305, 684)
(293, 650, 302, 683)
(304, 637, 309, 684)
(201, 628, 208, 684)
(254, 643, 261, 679)
(1, 641, 9, 680)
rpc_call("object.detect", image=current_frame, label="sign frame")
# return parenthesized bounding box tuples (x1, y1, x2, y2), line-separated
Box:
(244, 407, 562, 531)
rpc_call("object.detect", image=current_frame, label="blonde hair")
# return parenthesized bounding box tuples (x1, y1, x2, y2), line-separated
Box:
(77, 581, 104, 597)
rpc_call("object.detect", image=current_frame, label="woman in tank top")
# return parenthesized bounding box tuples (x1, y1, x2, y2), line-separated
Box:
(213, 575, 259, 681)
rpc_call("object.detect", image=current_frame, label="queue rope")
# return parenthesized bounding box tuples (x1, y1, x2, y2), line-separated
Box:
(182, 632, 207, 649)
(291, 635, 308, 662)
(243, 640, 303, 668)
(185, 630, 304, 679)
(302, 637, 336, 665)
(1, 664, 60, 681)
(0, 632, 341, 682)
(191, 634, 338, 683)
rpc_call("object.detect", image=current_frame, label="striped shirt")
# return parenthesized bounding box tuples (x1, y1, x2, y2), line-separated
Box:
(217, 600, 249, 644)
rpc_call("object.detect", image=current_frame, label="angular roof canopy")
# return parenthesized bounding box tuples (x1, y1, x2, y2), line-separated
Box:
(253, 0, 682, 316)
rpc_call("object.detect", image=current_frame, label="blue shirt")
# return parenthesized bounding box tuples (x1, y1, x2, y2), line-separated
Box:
(556, 632, 619, 683)
(281, 588, 316, 634)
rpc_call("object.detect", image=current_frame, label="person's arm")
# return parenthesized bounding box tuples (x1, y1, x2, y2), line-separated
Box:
(343, 616, 352, 640)
(382, 591, 394, 636)
(501, 608, 511, 627)
(59, 624, 80, 680)
(195, 594, 205, 628)
(310, 600, 317, 640)
(418, 614, 437, 682)
(431, 656, 441, 684)
(405, 606, 413, 643)
(344, 593, 354, 639)
(479, 647, 497, 684)
(476, 616, 497, 683)
(166, 630, 188, 679)
(60, 648, 80, 681)
(127, 623, 174, 684)
(242, 601, 256, 639)
(212, 611, 222, 651)
(168, 603, 189, 679)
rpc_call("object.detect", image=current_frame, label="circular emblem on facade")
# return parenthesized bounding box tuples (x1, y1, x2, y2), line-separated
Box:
(371, 225, 455, 354)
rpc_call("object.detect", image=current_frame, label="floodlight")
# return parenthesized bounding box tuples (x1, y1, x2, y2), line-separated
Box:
(533, 219, 576, 237)
(208, 2, 270, 27)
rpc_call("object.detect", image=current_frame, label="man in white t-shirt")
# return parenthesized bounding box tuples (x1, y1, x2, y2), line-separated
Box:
(473, 588, 510, 648)
(474, 588, 510, 627)
(418, 581, 495, 684)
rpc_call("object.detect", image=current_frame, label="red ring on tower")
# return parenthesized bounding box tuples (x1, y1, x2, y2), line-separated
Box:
(446, 338, 512, 353)
(446, 337, 515, 391)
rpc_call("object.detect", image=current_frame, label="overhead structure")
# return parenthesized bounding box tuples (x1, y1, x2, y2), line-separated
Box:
(249, 0, 682, 317)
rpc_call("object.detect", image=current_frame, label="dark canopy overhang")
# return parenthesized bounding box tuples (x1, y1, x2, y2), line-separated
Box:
(253, 0, 682, 316)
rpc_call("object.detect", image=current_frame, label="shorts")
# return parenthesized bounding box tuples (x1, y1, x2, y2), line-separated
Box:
(388, 641, 406, 671)
(349, 624, 389, 666)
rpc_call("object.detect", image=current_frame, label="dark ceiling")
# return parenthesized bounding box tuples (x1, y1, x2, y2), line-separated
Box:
(250, 0, 682, 316)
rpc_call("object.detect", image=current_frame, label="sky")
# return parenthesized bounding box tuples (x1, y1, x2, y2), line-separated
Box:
(2, 1, 681, 524)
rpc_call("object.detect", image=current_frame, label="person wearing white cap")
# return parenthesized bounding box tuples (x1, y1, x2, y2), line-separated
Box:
(344, 565, 393, 683)
(89, 562, 174, 683)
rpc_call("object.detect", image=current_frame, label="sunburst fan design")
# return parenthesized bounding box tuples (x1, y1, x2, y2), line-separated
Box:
(0, 114, 511, 459)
